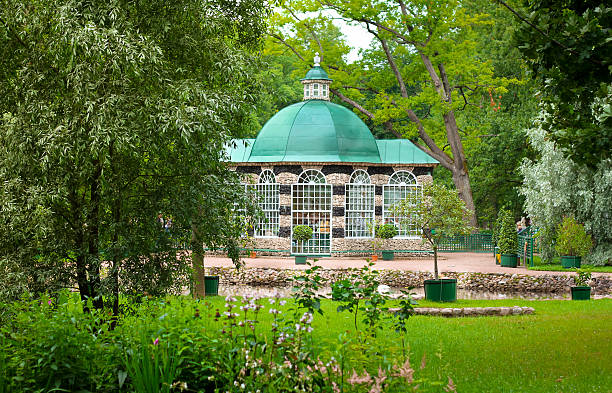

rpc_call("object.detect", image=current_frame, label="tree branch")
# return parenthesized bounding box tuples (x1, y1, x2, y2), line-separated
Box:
(412, 140, 453, 170)
(419, 52, 444, 97)
(330, 88, 376, 119)
(378, 33, 409, 98)
(437, 63, 452, 101)
(267, 32, 307, 63)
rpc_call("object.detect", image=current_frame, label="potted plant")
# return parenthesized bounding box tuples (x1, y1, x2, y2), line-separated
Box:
(497, 208, 518, 268)
(293, 225, 313, 264)
(555, 216, 593, 268)
(376, 223, 398, 260)
(395, 183, 472, 302)
(571, 269, 592, 300)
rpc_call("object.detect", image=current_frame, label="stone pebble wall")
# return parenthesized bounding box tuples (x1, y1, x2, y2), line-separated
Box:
(206, 266, 612, 295)
(233, 163, 435, 256)
(407, 306, 535, 317)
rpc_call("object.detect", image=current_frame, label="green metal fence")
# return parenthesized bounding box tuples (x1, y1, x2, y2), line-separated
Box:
(438, 233, 494, 253)
(517, 227, 536, 267)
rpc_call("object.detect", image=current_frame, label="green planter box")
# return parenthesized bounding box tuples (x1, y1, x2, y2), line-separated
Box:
(382, 250, 395, 261)
(424, 279, 457, 302)
(561, 255, 581, 269)
(204, 276, 219, 296)
(295, 256, 307, 265)
(500, 253, 518, 268)
(571, 286, 591, 300)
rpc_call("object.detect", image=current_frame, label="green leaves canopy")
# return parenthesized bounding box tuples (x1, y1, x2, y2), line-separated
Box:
(512, 0, 612, 166)
(0, 0, 267, 302)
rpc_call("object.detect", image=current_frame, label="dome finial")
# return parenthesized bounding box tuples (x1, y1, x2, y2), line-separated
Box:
(314, 52, 321, 67)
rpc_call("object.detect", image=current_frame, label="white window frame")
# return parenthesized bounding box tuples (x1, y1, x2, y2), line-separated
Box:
(322, 84, 328, 98)
(313, 83, 319, 97)
(255, 170, 279, 238)
(383, 171, 421, 238)
(345, 170, 375, 238)
(292, 170, 332, 255)
(304, 85, 310, 97)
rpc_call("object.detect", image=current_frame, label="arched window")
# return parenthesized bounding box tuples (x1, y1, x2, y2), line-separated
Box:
(383, 171, 421, 238)
(298, 169, 326, 184)
(345, 170, 375, 238)
(389, 171, 417, 185)
(292, 170, 332, 255)
(255, 170, 279, 237)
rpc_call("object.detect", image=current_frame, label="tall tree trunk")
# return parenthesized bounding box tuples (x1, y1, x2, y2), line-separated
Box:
(72, 194, 91, 311)
(109, 141, 120, 329)
(191, 223, 206, 298)
(110, 198, 120, 330)
(86, 160, 104, 310)
(433, 245, 439, 280)
(444, 111, 478, 228)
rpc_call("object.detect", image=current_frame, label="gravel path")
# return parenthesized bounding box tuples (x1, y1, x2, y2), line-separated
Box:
(203, 252, 612, 278)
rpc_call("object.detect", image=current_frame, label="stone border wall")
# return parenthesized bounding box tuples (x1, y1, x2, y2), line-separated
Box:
(408, 306, 535, 317)
(207, 267, 612, 295)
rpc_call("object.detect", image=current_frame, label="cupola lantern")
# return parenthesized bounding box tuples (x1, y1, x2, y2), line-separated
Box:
(301, 52, 332, 101)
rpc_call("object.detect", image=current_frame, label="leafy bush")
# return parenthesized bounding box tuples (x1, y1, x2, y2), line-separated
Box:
(331, 262, 392, 335)
(497, 208, 518, 255)
(375, 223, 398, 240)
(293, 225, 313, 242)
(0, 294, 119, 392)
(0, 289, 450, 392)
(573, 269, 592, 287)
(555, 217, 593, 257)
(521, 123, 612, 265)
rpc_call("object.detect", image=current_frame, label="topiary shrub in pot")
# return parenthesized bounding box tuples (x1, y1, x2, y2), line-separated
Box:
(556, 217, 593, 268)
(571, 269, 592, 300)
(375, 223, 398, 260)
(497, 208, 518, 268)
(292, 225, 313, 264)
(395, 183, 472, 302)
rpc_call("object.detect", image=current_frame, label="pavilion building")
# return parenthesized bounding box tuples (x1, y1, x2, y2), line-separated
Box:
(226, 55, 438, 256)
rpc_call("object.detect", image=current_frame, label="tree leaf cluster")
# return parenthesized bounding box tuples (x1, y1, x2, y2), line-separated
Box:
(0, 0, 268, 306)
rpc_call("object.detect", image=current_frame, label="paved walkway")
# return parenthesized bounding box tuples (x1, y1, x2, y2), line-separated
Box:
(204, 252, 612, 277)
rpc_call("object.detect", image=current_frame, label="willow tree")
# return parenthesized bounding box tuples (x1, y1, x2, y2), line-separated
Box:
(0, 0, 266, 310)
(269, 0, 521, 226)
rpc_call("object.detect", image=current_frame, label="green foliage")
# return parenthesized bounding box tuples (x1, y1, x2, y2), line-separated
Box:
(573, 269, 592, 287)
(512, 1, 612, 165)
(375, 223, 398, 240)
(0, 0, 268, 304)
(123, 334, 181, 393)
(292, 225, 314, 242)
(2, 293, 612, 392)
(0, 293, 119, 392)
(555, 217, 593, 258)
(409, 183, 472, 248)
(521, 123, 612, 265)
(331, 262, 391, 335)
(395, 182, 471, 279)
(497, 208, 518, 255)
(291, 261, 325, 316)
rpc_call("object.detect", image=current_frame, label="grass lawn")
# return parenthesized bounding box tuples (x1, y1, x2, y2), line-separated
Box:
(528, 255, 612, 272)
(188, 297, 612, 393)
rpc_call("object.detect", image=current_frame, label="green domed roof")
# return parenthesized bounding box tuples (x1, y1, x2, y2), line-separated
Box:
(248, 100, 381, 163)
(300, 66, 332, 81)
